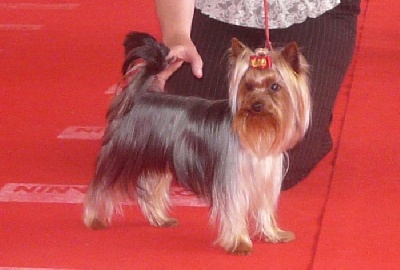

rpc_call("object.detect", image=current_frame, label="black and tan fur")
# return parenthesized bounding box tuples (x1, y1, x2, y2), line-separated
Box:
(83, 32, 311, 255)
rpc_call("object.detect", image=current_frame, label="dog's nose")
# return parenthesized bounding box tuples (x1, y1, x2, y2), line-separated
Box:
(251, 102, 264, 113)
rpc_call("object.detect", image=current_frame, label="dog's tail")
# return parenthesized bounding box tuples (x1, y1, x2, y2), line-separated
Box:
(106, 32, 170, 121)
(122, 31, 170, 78)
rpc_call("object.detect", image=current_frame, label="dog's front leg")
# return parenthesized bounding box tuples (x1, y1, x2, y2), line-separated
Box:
(253, 156, 295, 243)
(212, 204, 253, 255)
(256, 208, 295, 243)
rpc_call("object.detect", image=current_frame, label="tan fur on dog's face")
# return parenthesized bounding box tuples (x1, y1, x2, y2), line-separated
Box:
(230, 39, 311, 158)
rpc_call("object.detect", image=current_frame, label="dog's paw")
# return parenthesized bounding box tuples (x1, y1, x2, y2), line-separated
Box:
(160, 218, 179, 227)
(265, 230, 295, 243)
(84, 218, 110, 230)
(151, 217, 179, 228)
(228, 241, 253, 256)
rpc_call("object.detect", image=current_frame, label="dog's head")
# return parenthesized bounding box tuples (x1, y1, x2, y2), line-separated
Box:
(229, 38, 311, 158)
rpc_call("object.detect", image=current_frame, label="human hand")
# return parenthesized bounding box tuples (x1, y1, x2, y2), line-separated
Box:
(156, 36, 203, 89)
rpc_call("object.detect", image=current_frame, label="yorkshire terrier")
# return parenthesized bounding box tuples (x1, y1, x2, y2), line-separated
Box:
(83, 32, 311, 255)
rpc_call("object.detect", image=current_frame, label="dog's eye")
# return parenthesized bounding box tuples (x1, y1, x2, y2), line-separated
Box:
(245, 82, 254, 91)
(270, 83, 281, 92)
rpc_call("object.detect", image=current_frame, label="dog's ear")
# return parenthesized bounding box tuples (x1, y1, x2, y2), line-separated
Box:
(231, 38, 247, 58)
(281, 42, 301, 74)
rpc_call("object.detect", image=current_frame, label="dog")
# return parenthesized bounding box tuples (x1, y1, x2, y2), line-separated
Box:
(83, 32, 311, 255)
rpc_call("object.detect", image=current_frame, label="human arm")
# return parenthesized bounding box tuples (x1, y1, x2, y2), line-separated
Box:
(155, 0, 203, 81)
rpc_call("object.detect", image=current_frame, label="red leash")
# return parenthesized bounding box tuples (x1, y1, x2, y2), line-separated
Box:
(249, 0, 273, 70)
(263, 0, 273, 51)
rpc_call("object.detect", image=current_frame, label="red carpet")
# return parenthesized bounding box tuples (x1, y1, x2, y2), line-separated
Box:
(0, 1, 399, 269)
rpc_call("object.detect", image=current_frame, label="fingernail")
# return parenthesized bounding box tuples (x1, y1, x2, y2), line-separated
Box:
(195, 69, 203, 78)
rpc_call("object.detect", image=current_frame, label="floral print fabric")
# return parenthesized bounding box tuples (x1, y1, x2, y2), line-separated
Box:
(195, 0, 340, 29)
